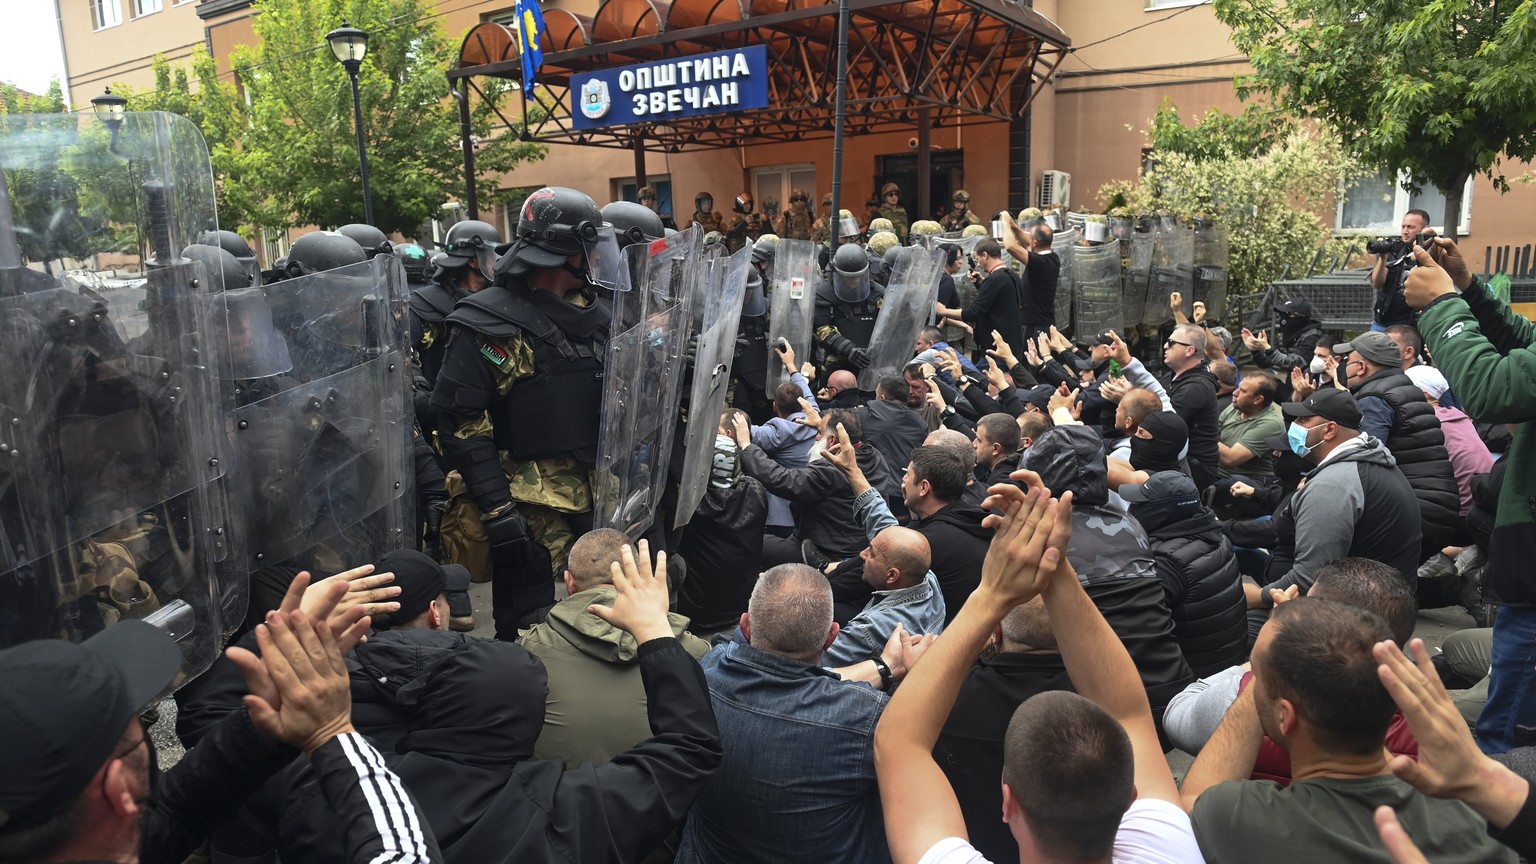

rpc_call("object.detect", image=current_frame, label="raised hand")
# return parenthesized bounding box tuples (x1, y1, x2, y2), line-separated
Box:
(984, 360, 1010, 393)
(227, 602, 358, 754)
(1099, 376, 1131, 403)
(1192, 301, 1207, 324)
(587, 540, 674, 644)
(1169, 291, 1183, 313)
(1048, 384, 1079, 416)
(976, 486, 1066, 608)
(1404, 243, 1462, 310)
(821, 422, 861, 476)
(1107, 330, 1132, 368)
(301, 565, 399, 650)
(1290, 366, 1317, 400)
(731, 412, 753, 448)
(794, 397, 825, 432)
(1048, 326, 1072, 354)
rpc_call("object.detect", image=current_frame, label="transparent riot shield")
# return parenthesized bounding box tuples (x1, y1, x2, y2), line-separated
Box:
(219, 255, 413, 583)
(1194, 224, 1230, 323)
(0, 111, 230, 682)
(1149, 227, 1194, 326)
(1072, 242, 1123, 337)
(767, 238, 817, 393)
(860, 247, 945, 391)
(1053, 228, 1077, 335)
(594, 228, 698, 539)
(1125, 233, 1155, 327)
(674, 246, 750, 529)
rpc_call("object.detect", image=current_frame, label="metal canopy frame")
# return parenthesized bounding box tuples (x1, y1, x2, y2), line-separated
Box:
(449, 0, 1070, 153)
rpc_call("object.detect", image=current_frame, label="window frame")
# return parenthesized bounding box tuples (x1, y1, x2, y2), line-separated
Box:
(1334, 170, 1473, 237)
(133, 0, 163, 17)
(1144, 0, 1209, 10)
(92, 0, 123, 31)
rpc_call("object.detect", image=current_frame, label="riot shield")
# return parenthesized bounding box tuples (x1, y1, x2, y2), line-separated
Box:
(860, 247, 945, 391)
(219, 255, 413, 584)
(594, 227, 698, 539)
(1193, 224, 1230, 323)
(1072, 242, 1123, 337)
(0, 111, 230, 682)
(1053, 228, 1077, 335)
(1148, 227, 1193, 326)
(767, 238, 817, 393)
(674, 246, 750, 529)
(1124, 233, 1155, 327)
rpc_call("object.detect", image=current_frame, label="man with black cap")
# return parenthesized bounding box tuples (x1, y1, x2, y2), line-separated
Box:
(0, 579, 439, 864)
(1243, 388, 1421, 636)
(1335, 329, 1461, 559)
(1244, 297, 1324, 379)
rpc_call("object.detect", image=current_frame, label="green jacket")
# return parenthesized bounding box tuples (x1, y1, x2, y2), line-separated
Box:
(518, 586, 712, 765)
(1418, 278, 1536, 605)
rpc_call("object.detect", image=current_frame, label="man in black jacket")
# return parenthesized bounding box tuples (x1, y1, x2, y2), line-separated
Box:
(1001, 216, 1059, 343)
(974, 412, 1023, 488)
(901, 445, 991, 623)
(1120, 471, 1247, 677)
(1162, 324, 1222, 490)
(677, 413, 771, 631)
(1334, 331, 1461, 560)
(934, 238, 1023, 362)
(1244, 298, 1324, 379)
(859, 376, 930, 501)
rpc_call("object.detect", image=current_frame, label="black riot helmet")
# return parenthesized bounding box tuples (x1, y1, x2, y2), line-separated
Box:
(440, 219, 502, 278)
(337, 223, 392, 258)
(182, 243, 252, 293)
(831, 241, 871, 303)
(281, 231, 367, 279)
(500, 186, 624, 291)
(394, 242, 430, 283)
(741, 267, 767, 318)
(196, 229, 259, 282)
(751, 235, 777, 266)
(601, 200, 664, 249)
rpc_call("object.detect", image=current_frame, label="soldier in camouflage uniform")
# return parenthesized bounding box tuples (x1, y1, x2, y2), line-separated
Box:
(691, 191, 725, 235)
(777, 188, 814, 240)
(940, 189, 982, 234)
(637, 185, 677, 231)
(878, 181, 909, 243)
(429, 186, 613, 638)
(724, 191, 765, 253)
(811, 191, 834, 245)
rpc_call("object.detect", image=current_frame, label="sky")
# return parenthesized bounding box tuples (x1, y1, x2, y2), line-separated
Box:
(0, 1, 69, 98)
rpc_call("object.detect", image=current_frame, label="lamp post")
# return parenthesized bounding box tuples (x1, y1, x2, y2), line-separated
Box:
(91, 86, 128, 152)
(326, 22, 375, 225)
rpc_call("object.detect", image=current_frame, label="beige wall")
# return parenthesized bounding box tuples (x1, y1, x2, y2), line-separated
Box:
(59, 0, 206, 106)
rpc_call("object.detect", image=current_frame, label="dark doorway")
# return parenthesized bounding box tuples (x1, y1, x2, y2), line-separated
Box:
(877, 150, 965, 224)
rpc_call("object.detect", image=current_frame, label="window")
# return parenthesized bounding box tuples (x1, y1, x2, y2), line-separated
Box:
(615, 177, 674, 217)
(133, 0, 162, 16)
(1336, 171, 1473, 236)
(92, 0, 122, 30)
(1145, 0, 1209, 9)
(751, 164, 817, 224)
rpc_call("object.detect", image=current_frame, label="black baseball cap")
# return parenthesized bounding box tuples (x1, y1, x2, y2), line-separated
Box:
(1275, 298, 1315, 318)
(1281, 388, 1363, 428)
(371, 550, 470, 630)
(1119, 469, 1200, 504)
(0, 621, 182, 832)
(1075, 329, 1118, 349)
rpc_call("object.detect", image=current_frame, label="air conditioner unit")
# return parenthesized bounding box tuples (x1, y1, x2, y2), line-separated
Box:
(1039, 170, 1071, 208)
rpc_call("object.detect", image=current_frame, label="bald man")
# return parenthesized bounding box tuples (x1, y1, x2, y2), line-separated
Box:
(821, 368, 865, 410)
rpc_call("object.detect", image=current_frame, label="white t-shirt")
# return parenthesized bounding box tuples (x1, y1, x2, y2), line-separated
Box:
(916, 798, 1206, 864)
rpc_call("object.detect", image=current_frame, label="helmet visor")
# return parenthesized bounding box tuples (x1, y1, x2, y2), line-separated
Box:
(832, 267, 871, 303)
(581, 225, 629, 292)
(839, 216, 862, 239)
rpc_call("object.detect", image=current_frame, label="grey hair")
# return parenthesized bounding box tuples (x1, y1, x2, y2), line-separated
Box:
(1173, 323, 1208, 355)
(748, 564, 834, 660)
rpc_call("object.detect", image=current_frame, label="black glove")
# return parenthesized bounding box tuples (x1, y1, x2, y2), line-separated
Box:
(848, 347, 871, 369)
(485, 508, 535, 569)
(421, 494, 448, 562)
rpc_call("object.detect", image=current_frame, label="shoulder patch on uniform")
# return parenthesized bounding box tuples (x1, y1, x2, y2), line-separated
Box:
(1442, 322, 1464, 340)
(480, 341, 510, 367)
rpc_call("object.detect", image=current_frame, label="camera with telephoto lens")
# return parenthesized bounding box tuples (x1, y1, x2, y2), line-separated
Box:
(1366, 231, 1437, 256)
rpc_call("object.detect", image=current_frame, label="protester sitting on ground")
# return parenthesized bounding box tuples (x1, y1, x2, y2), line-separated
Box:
(0, 575, 440, 864)
(1120, 471, 1246, 678)
(1125, 410, 1190, 477)
(1182, 596, 1515, 863)
(859, 376, 931, 501)
(520, 528, 712, 767)
(1218, 372, 1285, 478)
(974, 412, 1023, 488)
(676, 410, 771, 632)
(749, 349, 821, 539)
(1245, 298, 1324, 380)
(1016, 411, 1051, 453)
(876, 482, 1204, 864)
(1211, 359, 1238, 413)
(1103, 386, 1166, 464)
(925, 426, 988, 508)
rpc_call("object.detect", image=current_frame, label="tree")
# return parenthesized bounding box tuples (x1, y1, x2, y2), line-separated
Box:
(1099, 105, 1361, 301)
(1213, 0, 1536, 238)
(225, 0, 544, 235)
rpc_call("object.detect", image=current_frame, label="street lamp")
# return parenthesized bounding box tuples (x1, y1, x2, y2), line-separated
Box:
(91, 87, 127, 129)
(325, 22, 375, 225)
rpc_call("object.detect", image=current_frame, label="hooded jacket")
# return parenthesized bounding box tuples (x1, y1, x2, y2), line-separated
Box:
(1023, 426, 1194, 718)
(912, 502, 992, 624)
(348, 628, 477, 753)
(742, 440, 893, 559)
(860, 399, 929, 497)
(677, 476, 770, 630)
(1254, 318, 1323, 376)
(1349, 367, 1462, 548)
(280, 638, 722, 864)
(1166, 364, 1222, 490)
(519, 587, 713, 767)
(1138, 508, 1248, 678)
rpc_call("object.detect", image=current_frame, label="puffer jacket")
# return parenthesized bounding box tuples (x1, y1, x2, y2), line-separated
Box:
(1350, 367, 1461, 548)
(519, 587, 712, 767)
(1023, 426, 1194, 719)
(347, 628, 477, 752)
(860, 399, 929, 497)
(1142, 510, 1248, 678)
(741, 440, 892, 559)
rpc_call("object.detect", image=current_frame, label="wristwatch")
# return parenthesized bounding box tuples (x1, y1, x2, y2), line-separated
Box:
(941, 405, 957, 418)
(871, 656, 894, 690)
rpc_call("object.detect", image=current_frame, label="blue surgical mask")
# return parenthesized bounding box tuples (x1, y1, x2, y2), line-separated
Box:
(1286, 421, 1316, 457)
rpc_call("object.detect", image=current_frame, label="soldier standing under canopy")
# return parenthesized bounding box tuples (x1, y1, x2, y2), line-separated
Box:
(429, 186, 618, 638)
(777, 188, 814, 241)
(724, 191, 764, 253)
(879, 182, 909, 243)
(940, 189, 982, 233)
(811, 191, 835, 246)
(692, 191, 725, 235)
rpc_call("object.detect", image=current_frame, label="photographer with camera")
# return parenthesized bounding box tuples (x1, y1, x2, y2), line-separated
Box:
(1368, 209, 1434, 331)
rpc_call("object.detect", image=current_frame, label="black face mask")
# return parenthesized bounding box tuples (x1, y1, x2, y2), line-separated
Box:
(1130, 434, 1184, 474)
(1129, 498, 1201, 533)
(1275, 449, 1310, 487)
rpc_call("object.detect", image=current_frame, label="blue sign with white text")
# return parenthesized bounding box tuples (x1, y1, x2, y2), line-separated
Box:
(570, 45, 770, 130)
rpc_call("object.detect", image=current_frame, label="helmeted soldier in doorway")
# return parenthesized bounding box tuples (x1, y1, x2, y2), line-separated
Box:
(878, 182, 910, 242)
(777, 188, 814, 241)
(636, 185, 677, 231)
(811, 191, 835, 245)
(940, 189, 982, 233)
(724, 191, 764, 254)
(691, 191, 725, 235)
(429, 186, 617, 637)
(815, 242, 880, 375)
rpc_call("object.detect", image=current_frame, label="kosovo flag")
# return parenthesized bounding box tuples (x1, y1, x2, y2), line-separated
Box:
(515, 0, 548, 89)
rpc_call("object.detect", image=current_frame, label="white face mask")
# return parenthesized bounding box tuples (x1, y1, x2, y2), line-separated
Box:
(1309, 357, 1327, 375)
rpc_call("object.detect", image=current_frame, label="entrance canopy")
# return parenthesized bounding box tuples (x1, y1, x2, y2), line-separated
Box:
(451, 0, 1070, 151)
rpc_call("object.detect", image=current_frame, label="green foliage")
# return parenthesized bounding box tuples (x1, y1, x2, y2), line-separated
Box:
(1100, 112, 1362, 301)
(1212, 0, 1536, 237)
(1146, 100, 1293, 163)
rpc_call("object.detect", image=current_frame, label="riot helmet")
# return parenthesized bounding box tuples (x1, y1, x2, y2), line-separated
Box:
(282, 230, 367, 279)
(217, 287, 293, 380)
(961, 224, 989, 239)
(751, 234, 777, 281)
(440, 219, 502, 280)
(883, 243, 911, 276)
(831, 242, 871, 303)
(601, 200, 665, 248)
(733, 192, 754, 214)
(394, 242, 431, 283)
(195, 228, 260, 282)
(704, 231, 725, 248)
(696, 192, 714, 213)
(502, 186, 624, 291)
(181, 242, 251, 292)
(741, 267, 767, 318)
(837, 209, 862, 243)
(337, 223, 392, 258)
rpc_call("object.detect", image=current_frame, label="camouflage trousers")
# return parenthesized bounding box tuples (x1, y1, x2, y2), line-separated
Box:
(440, 471, 582, 583)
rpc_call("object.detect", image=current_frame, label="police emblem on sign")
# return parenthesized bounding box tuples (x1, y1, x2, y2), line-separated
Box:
(581, 79, 611, 120)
